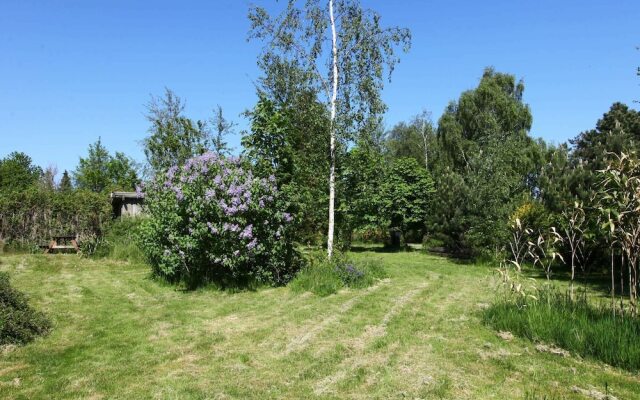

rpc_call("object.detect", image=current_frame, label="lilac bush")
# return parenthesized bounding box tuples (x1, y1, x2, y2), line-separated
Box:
(138, 152, 297, 286)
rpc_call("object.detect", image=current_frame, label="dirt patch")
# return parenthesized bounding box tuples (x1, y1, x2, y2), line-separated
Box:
(496, 331, 514, 341)
(0, 364, 27, 377)
(571, 385, 619, 400)
(535, 343, 570, 357)
(0, 345, 17, 355)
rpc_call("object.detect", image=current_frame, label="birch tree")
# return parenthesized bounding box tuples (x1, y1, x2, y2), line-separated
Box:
(249, 0, 411, 258)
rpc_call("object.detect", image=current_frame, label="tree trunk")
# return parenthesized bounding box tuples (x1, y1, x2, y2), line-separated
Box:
(327, 0, 338, 259)
(421, 120, 428, 170)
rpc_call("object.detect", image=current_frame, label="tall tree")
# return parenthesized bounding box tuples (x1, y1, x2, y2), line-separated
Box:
(74, 138, 139, 193)
(431, 68, 538, 254)
(569, 102, 640, 203)
(74, 138, 111, 193)
(249, 0, 411, 258)
(40, 164, 58, 191)
(58, 170, 73, 192)
(380, 157, 435, 246)
(0, 152, 42, 192)
(243, 92, 331, 243)
(385, 111, 435, 169)
(108, 152, 140, 191)
(211, 105, 235, 155)
(143, 88, 211, 174)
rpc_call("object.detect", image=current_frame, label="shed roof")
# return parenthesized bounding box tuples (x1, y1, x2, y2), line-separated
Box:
(110, 191, 144, 201)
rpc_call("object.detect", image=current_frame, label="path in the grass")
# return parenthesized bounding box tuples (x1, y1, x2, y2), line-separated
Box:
(313, 282, 429, 395)
(284, 279, 391, 355)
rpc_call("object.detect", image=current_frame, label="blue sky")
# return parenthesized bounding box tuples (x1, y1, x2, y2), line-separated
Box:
(1, 0, 638, 175)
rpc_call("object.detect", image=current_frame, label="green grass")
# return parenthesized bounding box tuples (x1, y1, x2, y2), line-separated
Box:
(0, 250, 638, 399)
(483, 287, 640, 371)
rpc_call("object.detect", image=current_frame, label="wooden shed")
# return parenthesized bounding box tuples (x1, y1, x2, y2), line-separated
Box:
(110, 191, 144, 218)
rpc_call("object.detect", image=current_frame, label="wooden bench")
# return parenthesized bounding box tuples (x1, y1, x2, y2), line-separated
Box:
(44, 235, 79, 254)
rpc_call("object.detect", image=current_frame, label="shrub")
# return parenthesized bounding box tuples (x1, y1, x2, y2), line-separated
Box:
(0, 272, 51, 345)
(483, 286, 640, 371)
(0, 187, 110, 248)
(289, 252, 386, 296)
(138, 152, 298, 287)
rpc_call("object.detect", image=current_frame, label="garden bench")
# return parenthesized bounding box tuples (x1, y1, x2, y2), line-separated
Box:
(44, 235, 79, 254)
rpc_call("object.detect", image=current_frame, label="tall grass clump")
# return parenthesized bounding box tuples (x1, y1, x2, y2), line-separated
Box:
(0, 272, 51, 345)
(83, 217, 145, 262)
(289, 251, 386, 296)
(483, 287, 640, 371)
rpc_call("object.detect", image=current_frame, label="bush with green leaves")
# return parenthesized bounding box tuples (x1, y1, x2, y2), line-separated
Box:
(289, 251, 386, 296)
(138, 152, 298, 287)
(0, 272, 51, 345)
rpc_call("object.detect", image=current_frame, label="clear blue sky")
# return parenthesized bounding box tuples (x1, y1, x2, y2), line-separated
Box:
(1, 0, 638, 175)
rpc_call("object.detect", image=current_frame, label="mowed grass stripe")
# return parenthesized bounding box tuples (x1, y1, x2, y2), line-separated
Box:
(1, 252, 640, 399)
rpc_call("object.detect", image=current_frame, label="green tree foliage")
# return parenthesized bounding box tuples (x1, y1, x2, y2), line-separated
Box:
(211, 105, 235, 156)
(0, 152, 42, 192)
(243, 94, 330, 243)
(248, 0, 411, 257)
(107, 152, 139, 191)
(0, 187, 110, 244)
(58, 170, 73, 192)
(74, 138, 139, 193)
(385, 112, 435, 169)
(339, 139, 386, 245)
(569, 103, 640, 202)
(39, 165, 58, 191)
(143, 88, 211, 174)
(381, 157, 434, 245)
(431, 68, 540, 254)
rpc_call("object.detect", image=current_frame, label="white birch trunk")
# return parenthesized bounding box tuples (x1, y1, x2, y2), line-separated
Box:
(327, 0, 338, 259)
(421, 119, 428, 169)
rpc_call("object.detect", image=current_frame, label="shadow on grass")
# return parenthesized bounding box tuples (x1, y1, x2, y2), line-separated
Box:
(520, 266, 628, 301)
(348, 245, 419, 254)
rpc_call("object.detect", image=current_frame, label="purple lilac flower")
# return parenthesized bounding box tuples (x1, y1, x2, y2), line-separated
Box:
(205, 189, 216, 200)
(223, 223, 240, 233)
(247, 239, 258, 250)
(174, 187, 184, 201)
(167, 165, 178, 180)
(283, 212, 293, 222)
(239, 225, 253, 240)
(207, 222, 218, 234)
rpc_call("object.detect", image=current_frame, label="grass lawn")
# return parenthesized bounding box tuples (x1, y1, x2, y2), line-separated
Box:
(0, 250, 638, 399)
